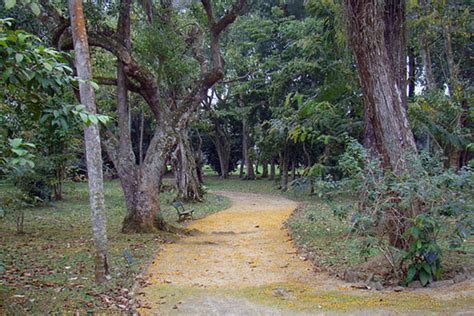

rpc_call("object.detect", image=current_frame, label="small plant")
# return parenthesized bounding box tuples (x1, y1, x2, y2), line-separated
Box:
(403, 214, 442, 286)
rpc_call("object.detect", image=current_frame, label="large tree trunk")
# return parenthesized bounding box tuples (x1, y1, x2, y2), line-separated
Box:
(241, 116, 255, 180)
(345, 0, 418, 248)
(345, 0, 417, 174)
(172, 128, 203, 202)
(121, 127, 176, 233)
(69, 0, 109, 283)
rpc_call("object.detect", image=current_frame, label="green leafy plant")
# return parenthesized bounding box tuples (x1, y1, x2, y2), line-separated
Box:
(403, 214, 442, 286)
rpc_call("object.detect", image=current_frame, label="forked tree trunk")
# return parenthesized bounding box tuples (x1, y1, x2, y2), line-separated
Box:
(69, 0, 109, 283)
(172, 128, 203, 202)
(120, 127, 177, 233)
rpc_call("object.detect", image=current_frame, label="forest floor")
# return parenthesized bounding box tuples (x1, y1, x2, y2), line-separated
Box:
(137, 190, 474, 315)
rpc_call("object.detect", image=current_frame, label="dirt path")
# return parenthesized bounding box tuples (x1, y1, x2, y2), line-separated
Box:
(137, 191, 474, 315)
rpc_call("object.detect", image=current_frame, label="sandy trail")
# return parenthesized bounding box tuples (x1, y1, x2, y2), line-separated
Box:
(137, 191, 474, 315)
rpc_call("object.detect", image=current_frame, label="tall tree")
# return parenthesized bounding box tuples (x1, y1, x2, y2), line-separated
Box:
(41, 0, 246, 232)
(345, 0, 417, 174)
(68, 0, 109, 282)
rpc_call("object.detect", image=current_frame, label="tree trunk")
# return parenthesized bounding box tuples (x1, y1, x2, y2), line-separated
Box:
(242, 116, 255, 180)
(419, 37, 435, 91)
(280, 147, 289, 192)
(269, 159, 276, 181)
(139, 110, 144, 165)
(261, 160, 268, 178)
(195, 130, 204, 184)
(418, 0, 435, 91)
(211, 124, 231, 179)
(408, 46, 416, 98)
(291, 158, 296, 181)
(121, 127, 176, 233)
(172, 128, 203, 202)
(345, 0, 418, 248)
(345, 0, 417, 174)
(444, 23, 462, 170)
(69, 0, 109, 283)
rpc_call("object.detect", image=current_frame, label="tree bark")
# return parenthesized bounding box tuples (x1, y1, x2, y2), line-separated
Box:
(172, 128, 203, 202)
(241, 116, 255, 180)
(444, 23, 462, 170)
(280, 147, 289, 192)
(408, 46, 416, 98)
(68, 0, 109, 283)
(261, 160, 268, 178)
(291, 158, 296, 181)
(211, 123, 230, 179)
(269, 159, 276, 181)
(345, 0, 417, 174)
(419, 34, 435, 91)
(139, 110, 144, 165)
(418, 0, 435, 91)
(345, 0, 418, 248)
(195, 130, 204, 184)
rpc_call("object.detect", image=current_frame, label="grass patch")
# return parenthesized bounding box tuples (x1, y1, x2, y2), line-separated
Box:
(0, 180, 229, 314)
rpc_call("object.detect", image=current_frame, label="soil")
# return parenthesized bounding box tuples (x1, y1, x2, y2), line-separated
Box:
(136, 191, 474, 315)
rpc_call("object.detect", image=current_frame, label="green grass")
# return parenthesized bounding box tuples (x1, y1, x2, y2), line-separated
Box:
(0, 180, 229, 314)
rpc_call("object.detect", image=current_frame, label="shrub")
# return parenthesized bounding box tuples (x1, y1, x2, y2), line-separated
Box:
(304, 138, 473, 285)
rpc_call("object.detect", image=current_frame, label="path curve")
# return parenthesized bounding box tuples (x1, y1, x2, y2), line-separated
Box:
(137, 191, 474, 315)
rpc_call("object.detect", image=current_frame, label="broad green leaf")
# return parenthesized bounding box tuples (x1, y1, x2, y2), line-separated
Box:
(15, 53, 23, 63)
(12, 148, 27, 156)
(90, 81, 100, 90)
(30, 3, 41, 16)
(405, 266, 416, 284)
(5, 0, 16, 10)
(79, 112, 88, 123)
(88, 114, 98, 124)
(419, 270, 430, 286)
(9, 138, 23, 148)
